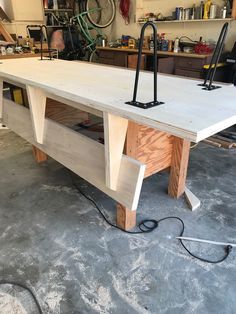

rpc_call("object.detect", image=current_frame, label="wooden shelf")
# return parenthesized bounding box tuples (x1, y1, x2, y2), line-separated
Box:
(44, 9, 73, 13)
(138, 18, 234, 24)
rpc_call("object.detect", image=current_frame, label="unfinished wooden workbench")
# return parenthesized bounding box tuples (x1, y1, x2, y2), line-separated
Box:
(0, 58, 235, 230)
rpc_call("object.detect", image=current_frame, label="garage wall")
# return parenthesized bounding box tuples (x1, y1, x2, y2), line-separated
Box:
(0, 0, 13, 19)
(0, 0, 44, 37)
(104, 0, 236, 51)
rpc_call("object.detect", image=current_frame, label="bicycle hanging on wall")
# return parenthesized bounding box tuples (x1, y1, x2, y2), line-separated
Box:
(54, 0, 116, 61)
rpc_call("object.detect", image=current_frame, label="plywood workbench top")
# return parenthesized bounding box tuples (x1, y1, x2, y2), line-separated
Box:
(96, 46, 211, 59)
(0, 58, 235, 142)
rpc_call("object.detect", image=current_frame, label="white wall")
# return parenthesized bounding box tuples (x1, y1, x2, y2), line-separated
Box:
(104, 0, 236, 51)
(0, 0, 44, 37)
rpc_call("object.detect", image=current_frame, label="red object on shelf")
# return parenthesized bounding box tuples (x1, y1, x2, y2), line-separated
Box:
(194, 42, 214, 54)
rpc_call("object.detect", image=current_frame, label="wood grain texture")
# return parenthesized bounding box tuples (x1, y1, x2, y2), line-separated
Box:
(32, 98, 89, 164)
(97, 47, 211, 59)
(208, 136, 234, 149)
(203, 139, 221, 148)
(125, 121, 140, 159)
(104, 112, 128, 190)
(116, 203, 136, 230)
(0, 23, 15, 43)
(232, 0, 236, 18)
(168, 137, 190, 198)
(3, 99, 145, 211)
(46, 98, 89, 126)
(0, 58, 235, 143)
(0, 78, 3, 119)
(45, 93, 103, 118)
(0, 53, 39, 60)
(32, 146, 47, 163)
(26, 85, 46, 144)
(127, 54, 145, 70)
(126, 122, 173, 178)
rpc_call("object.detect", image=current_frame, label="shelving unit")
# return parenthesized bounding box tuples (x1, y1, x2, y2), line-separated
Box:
(138, 18, 234, 24)
(43, 0, 75, 26)
(44, 8, 74, 13)
(44, 3, 75, 26)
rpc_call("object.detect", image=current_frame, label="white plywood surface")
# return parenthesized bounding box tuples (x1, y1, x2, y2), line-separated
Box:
(0, 58, 235, 142)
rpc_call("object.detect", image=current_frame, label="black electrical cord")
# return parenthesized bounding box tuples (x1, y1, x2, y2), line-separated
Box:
(0, 280, 43, 314)
(70, 172, 232, 264)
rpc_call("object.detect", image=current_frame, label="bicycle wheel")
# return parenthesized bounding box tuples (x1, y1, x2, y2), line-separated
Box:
(86, 0, 115, 28)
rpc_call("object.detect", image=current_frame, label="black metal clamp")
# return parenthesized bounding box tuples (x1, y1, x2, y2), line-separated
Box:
(125, 21, 164, 109)
(198, 22, 229, 91)
(27, 25, 54, 61)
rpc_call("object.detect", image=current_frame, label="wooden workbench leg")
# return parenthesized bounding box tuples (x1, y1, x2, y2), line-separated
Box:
(103, 112, 128, 191)
(27, 85, 46, 144)
(117, 203, 136, 231)
(32, 146, 47, 163)
(168, 137, 190, 198)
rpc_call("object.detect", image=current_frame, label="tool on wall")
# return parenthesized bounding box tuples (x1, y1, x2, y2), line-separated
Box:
(119, 0, 130, 24)
(125, 21, 164, 109)
(198, 22, 229, 90)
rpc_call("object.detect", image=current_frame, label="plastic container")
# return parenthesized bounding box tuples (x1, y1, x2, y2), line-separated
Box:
(209, 4, 217, 19)
(174, 37, 179, 53)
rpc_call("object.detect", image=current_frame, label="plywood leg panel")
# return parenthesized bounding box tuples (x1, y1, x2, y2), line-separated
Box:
(116, 203, 136, 230)
(3, 99, 145, 211)
(104, 112, 128, 191)
(32, 146, 48, 163)
(26, 85, 46, 144)
(168, 137, 190, 198)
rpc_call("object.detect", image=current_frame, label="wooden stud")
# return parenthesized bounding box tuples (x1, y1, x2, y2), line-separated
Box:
(0, 23, 15, 43)
(168, 137, 190, 198)
(0, 78, 3, 119)
(104, 112, 128, 191)
(26, 85, 46, 144)
(32, 146, 47, 163)
(116, 203, 136, 231)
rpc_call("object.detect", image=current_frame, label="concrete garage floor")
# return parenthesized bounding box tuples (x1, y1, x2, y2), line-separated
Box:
(0, 129, 236, 314)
